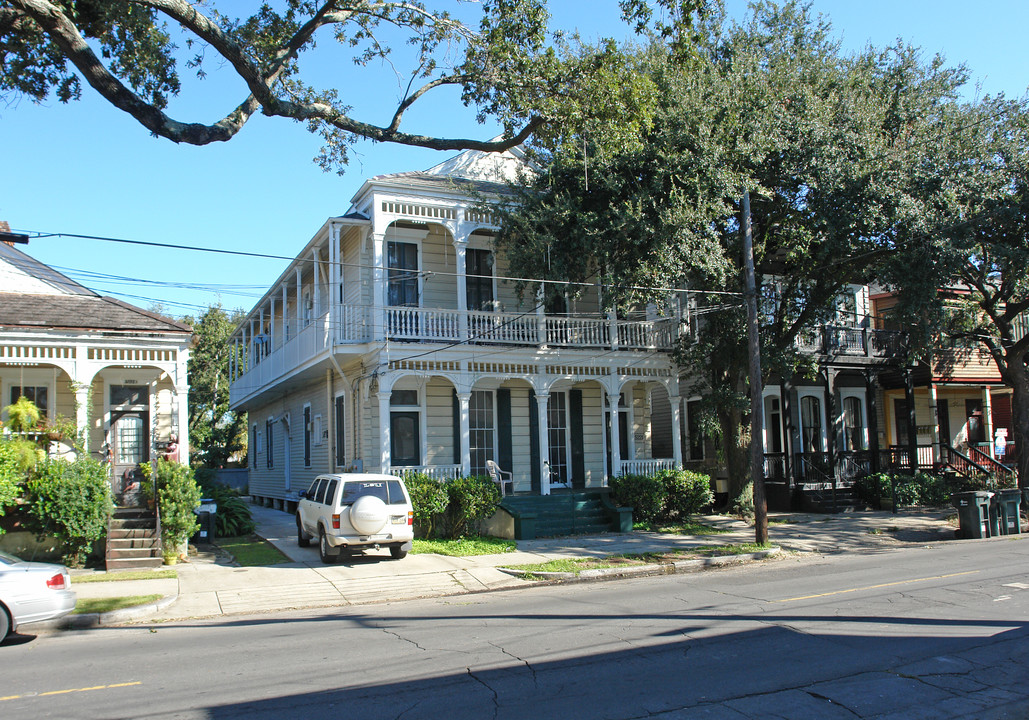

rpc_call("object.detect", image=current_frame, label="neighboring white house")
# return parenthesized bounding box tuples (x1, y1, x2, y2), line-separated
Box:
(228, 149, 687, 511)
(0, 237, 191, 506)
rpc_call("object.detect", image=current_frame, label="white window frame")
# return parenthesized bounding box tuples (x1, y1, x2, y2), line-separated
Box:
(469, 389, 497, 476)
(388, 381, 425, 468)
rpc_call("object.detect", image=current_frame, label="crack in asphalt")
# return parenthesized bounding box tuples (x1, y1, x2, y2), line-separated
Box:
(804, 690, 862, 718)
(466, 668, 499, 720)
(487, 640, 539, 688)
(379, 626, 428, 651)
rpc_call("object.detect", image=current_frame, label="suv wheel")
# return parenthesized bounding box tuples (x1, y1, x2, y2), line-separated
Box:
(319, 527, 338, 564)
(297, 515, 311, 548)
(389, 545, 408, 560)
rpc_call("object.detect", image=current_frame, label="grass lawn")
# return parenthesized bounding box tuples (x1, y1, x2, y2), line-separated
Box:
(507, 543, 773, 576)
(73, 569, 178, 584)
(216, 535, 291, 566)
(632, 520, 730, 535)
(412, 536, 516, 556)
(74, 595, 162, 615)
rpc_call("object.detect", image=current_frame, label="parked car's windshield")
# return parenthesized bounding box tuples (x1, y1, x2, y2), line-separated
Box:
(340, 480, 407, 505)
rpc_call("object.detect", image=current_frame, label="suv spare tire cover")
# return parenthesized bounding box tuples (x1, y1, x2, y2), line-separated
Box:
(349, 495, 388, 535)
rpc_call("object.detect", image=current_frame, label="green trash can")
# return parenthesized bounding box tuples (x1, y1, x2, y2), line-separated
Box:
(952, 491, 991, 539)
(996, 488, 1022, 535)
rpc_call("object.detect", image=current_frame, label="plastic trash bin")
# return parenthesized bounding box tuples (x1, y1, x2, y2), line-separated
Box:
(988, 493, 1001, 537)
(192, 499, 218, 544)
(995, 488, 1022, 535)
(952, 491, 991, 539)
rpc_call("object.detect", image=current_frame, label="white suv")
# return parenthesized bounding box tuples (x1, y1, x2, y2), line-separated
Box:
(296, 473, 414, 563)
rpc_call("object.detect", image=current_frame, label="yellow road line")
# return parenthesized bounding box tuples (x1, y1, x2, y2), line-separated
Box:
(0, 681, 141, 702)
(774, 570, 980, 603)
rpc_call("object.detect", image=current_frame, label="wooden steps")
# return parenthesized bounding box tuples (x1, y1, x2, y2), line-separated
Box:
(106, 508, 163, 571)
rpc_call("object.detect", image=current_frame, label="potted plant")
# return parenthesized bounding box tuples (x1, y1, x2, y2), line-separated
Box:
(4, 396, 40, 434)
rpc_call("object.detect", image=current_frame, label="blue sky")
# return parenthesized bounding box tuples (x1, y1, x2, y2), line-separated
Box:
(2, 0, 1027, 318)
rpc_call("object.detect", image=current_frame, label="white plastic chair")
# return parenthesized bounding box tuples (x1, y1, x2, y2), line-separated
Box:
(485, 460, 514, 497)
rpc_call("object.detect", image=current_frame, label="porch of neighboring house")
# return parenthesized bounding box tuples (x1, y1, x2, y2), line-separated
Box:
(0, 345, 189, 569)
(760, 364, 1016, 513)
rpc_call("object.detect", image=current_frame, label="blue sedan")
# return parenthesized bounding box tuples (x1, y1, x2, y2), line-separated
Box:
(0, 550, 77, 640)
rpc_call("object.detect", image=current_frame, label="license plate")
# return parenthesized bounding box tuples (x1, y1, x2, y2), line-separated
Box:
(391, 515, 406, 524)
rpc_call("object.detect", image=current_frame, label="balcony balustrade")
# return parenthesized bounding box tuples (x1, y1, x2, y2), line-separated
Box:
(231, 305, 677, 403)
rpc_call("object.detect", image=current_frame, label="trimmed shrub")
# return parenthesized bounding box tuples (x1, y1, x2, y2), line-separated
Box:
(0, 439, 30, 535)
(154, 460, 201, 555)
(403, 472, 449, 538)
(442, 475, 501, 539)
(609, 473, 664, 524)
(24, 457, 111, 565)
(656, 468, 714, 520)
(854, 472, 957, 509)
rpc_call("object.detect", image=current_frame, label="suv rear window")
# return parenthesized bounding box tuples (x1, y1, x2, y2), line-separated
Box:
(339, 480, 408, 505)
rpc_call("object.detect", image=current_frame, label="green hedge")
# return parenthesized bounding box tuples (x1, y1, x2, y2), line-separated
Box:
(610, 469, 714, 524)
(24, 456, 112, 565)
(403, 473, 500, 539)
(153, 460, 201, 554)
(853, 472, 975, 509)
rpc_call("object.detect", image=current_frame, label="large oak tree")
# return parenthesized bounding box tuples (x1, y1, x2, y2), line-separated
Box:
(2, 0, 702, 170)
(497, 1, 968, 507)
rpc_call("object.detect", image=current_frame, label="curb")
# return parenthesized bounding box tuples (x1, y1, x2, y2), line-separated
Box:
(28, 592, 179, 634)
(496, 547, 783, 581)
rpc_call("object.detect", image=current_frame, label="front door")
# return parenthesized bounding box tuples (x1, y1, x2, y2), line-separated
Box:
(390, 411, 420, 467)
(111, 411, 148, 506)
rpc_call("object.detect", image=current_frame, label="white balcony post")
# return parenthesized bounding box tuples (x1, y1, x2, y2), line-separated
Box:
(378, 390, 392, 473)
(929, 383, 941, 463)
(670, 393, 683, 466)
(372, 232, 386, 341)
(608, 310, 619, 350)
(454, 239, 469, 341)
(608, 392, 622, 479)
(269, 298, 276, 349)
(536, 392, 551, 494)
(281, 283, 289, 343)
(296, 267, 303, 329)
(536, 285, 547, 346)
(458, 391, 471, 477)
(329, 224, 341, 341)
(312, 248, 321, 314)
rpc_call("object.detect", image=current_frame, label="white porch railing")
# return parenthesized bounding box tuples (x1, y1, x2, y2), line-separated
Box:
(390, 465, 463, 481)
(619, 458, 677, 476)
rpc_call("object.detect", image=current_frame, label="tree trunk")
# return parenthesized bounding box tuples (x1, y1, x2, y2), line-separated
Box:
(720, 404, 750, 509)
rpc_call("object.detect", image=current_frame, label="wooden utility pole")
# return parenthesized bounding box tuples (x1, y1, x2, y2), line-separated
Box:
(742, 191, 769, 545)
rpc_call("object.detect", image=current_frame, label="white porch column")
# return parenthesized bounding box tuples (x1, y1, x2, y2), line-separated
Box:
(608, 391, 622, 479)
(457, 391, 472, 477)
(929, 383, 941, 464)
(536, 392, 551, 495)
(270, 296, 277, 347)
(983, 385, 994, 455)
(329, 224, 341, 342)
(670, 393, 683, 466)
(74, 383, 90, 453)
(378, 391, 392, 473)
(454, 238, 469, 341)
(175, 384, 189, 465)
(372, 232, 387, 341)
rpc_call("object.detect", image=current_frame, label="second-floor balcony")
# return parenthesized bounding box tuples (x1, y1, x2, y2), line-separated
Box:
(796, 325, 907, 362)
(231, 304, 678, 404)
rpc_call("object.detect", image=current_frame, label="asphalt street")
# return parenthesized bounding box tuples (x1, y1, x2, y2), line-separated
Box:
(2, 535, 1028, 719)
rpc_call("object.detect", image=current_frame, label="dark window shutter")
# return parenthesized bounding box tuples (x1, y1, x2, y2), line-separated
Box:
(304, 406, 311, 467)
(570, 389, 585, 489)
(498, 389, 513, 475)
(529, 393, 540, 493)
(452, 390, 461, 465)
(335, 394, 346, 467)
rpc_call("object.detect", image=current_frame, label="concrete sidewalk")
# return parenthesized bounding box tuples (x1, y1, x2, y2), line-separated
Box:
(61, 503, 965, 629)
